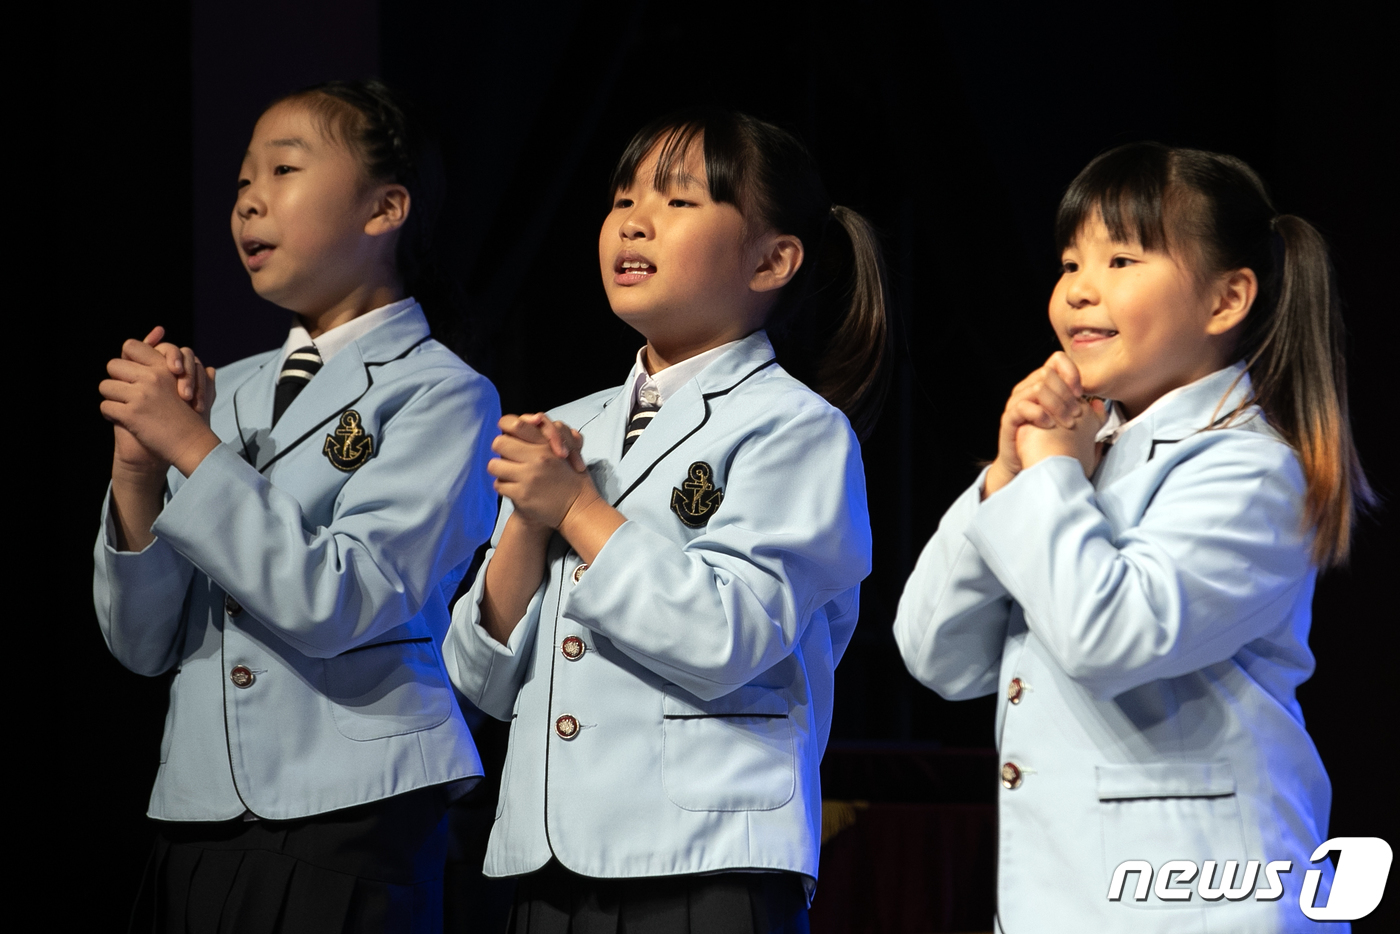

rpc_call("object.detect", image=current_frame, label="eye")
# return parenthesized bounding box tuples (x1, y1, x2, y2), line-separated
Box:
(1060, 260, 1079, 274)
(668, 198, 696, 208)
(273, 164, 296, 176)
(1109, 255, 1136, 268)
(613, 197, 634, 209)
(236, 178, 250, 190)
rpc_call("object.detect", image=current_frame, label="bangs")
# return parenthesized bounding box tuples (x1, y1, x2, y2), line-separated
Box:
(1055, 142, 1174, 253)
(607, 109, 750, 211)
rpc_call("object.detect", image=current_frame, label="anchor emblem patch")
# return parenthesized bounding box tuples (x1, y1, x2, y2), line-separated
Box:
(323, 410, 375, 472)
(670, 461, 724, 528)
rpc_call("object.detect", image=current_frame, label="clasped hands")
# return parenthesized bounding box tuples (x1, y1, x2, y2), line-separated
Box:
(100, 327, 221, 481)
(984, 352, 1106, 499)
(489, 414, 602, 533)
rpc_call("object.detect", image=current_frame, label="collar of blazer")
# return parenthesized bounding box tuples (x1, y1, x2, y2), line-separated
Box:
(582, 331, 779, 510)
(1104, 361, 1271, 470)
(231, 304, 433, 473)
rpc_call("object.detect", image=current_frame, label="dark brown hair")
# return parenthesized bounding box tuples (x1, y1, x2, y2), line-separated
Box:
(609, 109, 891, 439)
(1057, 142, 1372, 566)
(271, 80, 464, 351)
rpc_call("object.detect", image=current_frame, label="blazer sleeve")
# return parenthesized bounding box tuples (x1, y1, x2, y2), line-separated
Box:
(149, 369, 501, 658)
(442, 497, 547, 721)
(563, 403, 872, 701)
(892, 471, 1012, 700)
(93, 484, 196, 676)
(966, 438, 1313, 700)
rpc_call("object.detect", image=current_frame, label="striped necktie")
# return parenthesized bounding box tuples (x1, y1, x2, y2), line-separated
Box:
(622, 386, 661, 457)
(272, 345, 323, 426)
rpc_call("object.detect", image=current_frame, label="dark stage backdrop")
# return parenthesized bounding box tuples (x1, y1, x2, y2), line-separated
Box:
(41, 1, 1392, 929)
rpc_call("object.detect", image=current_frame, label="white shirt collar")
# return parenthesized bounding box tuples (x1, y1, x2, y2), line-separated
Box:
(1094, 366, 1232, 444)
(276, 297, 418, 371)
(625, 338, 746, 410)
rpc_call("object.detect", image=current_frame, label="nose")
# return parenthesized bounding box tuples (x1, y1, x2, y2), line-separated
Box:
(1064, 269, 1097, 308)
(617, 201, 652, 241)
(234, 182, 263, 221)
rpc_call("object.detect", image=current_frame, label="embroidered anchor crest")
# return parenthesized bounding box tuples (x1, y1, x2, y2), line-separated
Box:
(323, 410, 375, 472)
(670, 462, 724, 528)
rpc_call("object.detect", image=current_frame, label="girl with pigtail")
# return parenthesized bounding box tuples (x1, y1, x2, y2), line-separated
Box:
(95, 80, 498, 932)
(895, 142, 1369, 932)
(445, 109, 890, 932)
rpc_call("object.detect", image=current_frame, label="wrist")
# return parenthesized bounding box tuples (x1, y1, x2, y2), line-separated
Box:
(558, 484, 603, 539)
(983, 460, 1017, 499)
(170, 429, 222, 478)
(557, 482, 624, 565)
(111, 461, 168, 495)
(508, 510, 555, 539)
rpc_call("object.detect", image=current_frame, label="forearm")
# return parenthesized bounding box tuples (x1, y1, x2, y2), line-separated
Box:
(557, 484, 626, 565)
(109, 460, 167, 552)
(894, 473, 1010, 699)
(481, 513, 554, 643)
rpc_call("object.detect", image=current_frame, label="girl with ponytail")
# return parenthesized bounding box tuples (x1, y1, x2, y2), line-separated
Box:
(96, 79, 498, 931)
(445, 109, 889, 932)
(895, 142, 1368, 932)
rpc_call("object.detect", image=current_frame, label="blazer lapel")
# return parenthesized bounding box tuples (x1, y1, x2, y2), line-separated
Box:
(608, 332, 778, 510)
(245, 303, 432, 472)
(574, 386, 632, 503)
(229, 357, 279, 467)
(260, 341, 370, 471)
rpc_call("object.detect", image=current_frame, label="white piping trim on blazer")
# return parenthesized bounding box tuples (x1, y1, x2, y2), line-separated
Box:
(232, 335, 434, 473)
(610, 357, 778, 511)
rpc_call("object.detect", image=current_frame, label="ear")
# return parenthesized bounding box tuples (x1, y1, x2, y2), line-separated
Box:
(1205, 267, 1258, 336)
(364, 184, 411, 237)
(749, 232, 804, 294)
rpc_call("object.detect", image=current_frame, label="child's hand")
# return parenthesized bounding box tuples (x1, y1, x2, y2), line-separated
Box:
(500, 413, 587, 473)
(489, 414, 595, 529)
(985, 352, 1090, 498)
(1015, 396, 1106, 479)
(101, 339, 222, 477)
(137, 327, 216, 414)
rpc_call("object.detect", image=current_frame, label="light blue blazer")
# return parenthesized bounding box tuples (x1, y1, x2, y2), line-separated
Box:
(93, 305, 499, 821)
(444, 332, 871, 893)
(894, 364, 1343, 933)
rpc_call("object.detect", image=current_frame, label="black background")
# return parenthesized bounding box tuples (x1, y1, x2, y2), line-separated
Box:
(34, 1, 1392, 928)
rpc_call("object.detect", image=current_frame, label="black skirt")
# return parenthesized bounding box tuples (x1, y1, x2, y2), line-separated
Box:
(507, 860, 810, 934)
(130, 786, 450, 934)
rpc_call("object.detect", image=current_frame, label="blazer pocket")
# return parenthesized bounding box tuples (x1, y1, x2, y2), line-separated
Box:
(1096, 762, 1247, 910)
(661, 685, 795, 812)
(326, 637, 454, 741)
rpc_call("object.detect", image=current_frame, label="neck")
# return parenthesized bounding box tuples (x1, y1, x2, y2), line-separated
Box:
(644, 328, 756, 374)
(297, 280, 404, 339)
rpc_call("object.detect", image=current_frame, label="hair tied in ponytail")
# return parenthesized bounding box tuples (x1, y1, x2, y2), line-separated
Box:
(607, 110, 893, 439)
(1057, 142, 1371, 565)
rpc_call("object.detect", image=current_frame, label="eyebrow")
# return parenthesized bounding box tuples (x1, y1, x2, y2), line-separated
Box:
(655, 169, 704, 193)
(265, 137, 311, 150)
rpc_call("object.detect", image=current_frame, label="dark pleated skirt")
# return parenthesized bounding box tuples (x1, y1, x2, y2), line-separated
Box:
(507, 860, 810, 934)
(130, 786, 450, 934)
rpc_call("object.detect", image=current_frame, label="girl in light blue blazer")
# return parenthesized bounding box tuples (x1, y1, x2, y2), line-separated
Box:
(444, 110, 891, 933)
(95, 81, 498, 933)
(894, 143, 1372, 933)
